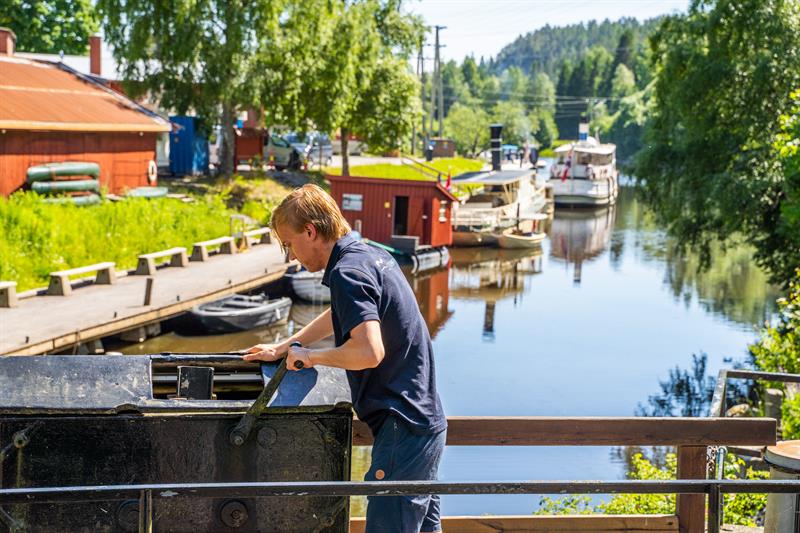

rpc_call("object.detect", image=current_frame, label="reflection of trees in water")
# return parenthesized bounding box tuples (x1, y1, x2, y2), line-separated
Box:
(618, 353, 759, 475)
(659, 241, 780, 327)
(615, 187, 779, 326)
(637, 353, 756, 418)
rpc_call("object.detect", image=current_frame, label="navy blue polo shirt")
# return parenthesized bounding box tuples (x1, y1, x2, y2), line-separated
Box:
(321, 233, 446, 436)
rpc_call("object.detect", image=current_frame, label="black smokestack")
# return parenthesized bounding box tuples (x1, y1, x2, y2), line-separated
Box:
(490, 123, 503, 172)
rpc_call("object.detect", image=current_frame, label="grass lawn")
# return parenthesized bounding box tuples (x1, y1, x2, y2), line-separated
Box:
(326, 157, 485, 181)
(540, 140, 571, 158)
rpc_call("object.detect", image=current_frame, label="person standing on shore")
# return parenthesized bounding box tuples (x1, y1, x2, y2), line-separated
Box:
(243, 184, 447, 533)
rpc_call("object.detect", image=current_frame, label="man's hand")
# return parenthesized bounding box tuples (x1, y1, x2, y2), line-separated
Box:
(287, 344, 314, 371)
(242, 343, 284, 362)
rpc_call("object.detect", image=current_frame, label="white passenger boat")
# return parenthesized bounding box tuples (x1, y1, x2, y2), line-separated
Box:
(548, 135, 618, 207)
(451, 168, 547, 247)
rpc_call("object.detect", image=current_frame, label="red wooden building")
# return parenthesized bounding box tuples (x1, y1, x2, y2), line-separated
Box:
(327, 175, 457, 248)
(0, 28, 171, 197)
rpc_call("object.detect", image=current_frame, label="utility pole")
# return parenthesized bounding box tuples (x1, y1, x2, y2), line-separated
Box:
(412, 44, 422, 155)
(430, 25, 446, 139)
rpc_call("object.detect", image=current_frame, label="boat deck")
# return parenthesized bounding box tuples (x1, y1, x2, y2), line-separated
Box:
(0, 243, 291, 355)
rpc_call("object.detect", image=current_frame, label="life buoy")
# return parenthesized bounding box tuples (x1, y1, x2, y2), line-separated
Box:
(147, 160, 158, 184)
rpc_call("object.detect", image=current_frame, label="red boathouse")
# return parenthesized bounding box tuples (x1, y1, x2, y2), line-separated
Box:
(327, 175, 457, 248)
(0, 28, 171, 197)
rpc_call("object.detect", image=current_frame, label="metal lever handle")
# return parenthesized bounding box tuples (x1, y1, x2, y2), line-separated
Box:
(290, 341, 304, 369)
(229, 342, 305, 446)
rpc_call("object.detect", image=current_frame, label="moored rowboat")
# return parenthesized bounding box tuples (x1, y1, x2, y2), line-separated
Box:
(496, 227, 546, 249)
(187, 294, 292, 333)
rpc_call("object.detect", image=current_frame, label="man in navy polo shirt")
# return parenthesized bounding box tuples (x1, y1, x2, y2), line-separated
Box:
(243, 184, 447, 533)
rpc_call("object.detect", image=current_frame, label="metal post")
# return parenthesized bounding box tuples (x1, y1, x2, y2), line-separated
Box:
(708, 484, 721, 533)
(143, 277, 154, 306)
(138, 489, 152, 533)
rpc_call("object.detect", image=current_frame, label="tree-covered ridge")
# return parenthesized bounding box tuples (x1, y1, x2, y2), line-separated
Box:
(490, 16, 663, 80)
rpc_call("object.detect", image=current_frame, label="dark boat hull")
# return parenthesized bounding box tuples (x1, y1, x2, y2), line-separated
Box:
(188, 295, 292, 333)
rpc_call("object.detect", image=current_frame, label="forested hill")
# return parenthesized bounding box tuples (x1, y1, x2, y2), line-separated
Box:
(490, 17, 662, 79)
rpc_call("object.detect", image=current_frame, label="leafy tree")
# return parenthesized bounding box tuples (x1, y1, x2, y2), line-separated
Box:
(635, 0, 800, 286)
(1, 0, 98, 54)
(350, 55, 421, 156)
(98, 0, 287, 177)
(444, 103, 489, 156)
(611, 29, 636, 71)
(499, 66, 527, 101)
(299, 0, 422, 175)
(610, 64, 636, 100)
(533, 112, 558, 149)
(492, 100, 531, 146)
(461, 56, 482, 98)
(441, 60, 472, 116)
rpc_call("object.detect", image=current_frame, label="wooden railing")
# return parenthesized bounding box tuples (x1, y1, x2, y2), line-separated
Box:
(352, 415, 776, 533)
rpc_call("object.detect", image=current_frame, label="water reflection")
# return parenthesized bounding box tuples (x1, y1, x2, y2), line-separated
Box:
(408, 267, 453, 340)
(549, 206, 616, 284)
(449, 247, 543, 340)
(637, 352, 756, 418)
(613, 187, 780, 326)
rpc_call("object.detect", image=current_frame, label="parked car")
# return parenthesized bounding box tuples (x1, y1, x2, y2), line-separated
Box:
(263, 133, 300, 170)
(284, 132, 334, 167)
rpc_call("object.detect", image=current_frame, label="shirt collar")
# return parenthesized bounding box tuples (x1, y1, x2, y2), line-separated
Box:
(322, 232, 357, 286)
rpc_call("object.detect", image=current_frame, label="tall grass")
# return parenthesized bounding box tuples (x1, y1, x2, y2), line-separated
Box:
(0, 193, 234, 291)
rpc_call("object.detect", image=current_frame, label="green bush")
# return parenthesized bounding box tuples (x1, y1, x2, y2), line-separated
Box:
(750, 269, 800, 439)
(533, 452, 767, 526)
(596, 453, 676, 515)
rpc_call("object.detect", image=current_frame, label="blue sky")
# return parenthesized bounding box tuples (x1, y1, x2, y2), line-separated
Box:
(405, 0, 690, 65)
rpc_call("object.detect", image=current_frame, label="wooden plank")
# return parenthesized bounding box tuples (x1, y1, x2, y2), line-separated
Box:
(676, 446, 707, 533)
(352, 417, 776, 447)
(349, 514, 678, 533)
(0, 244, 292, 355)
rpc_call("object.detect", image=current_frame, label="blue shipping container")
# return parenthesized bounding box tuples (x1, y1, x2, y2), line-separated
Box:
(169, 116, 209, 176)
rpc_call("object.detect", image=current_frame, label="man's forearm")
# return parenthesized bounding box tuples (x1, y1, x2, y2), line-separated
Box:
(285, 308, 334, 348)
(307, 342, 379, 371)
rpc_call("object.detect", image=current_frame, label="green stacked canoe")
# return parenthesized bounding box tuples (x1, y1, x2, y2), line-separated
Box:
(26, 162, 101, 205)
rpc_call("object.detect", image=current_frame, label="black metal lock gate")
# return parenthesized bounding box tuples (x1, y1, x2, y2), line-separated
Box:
(0, 354, 353, 533)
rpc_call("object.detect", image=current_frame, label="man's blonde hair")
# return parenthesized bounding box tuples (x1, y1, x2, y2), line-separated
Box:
(271, 184, 351, 242)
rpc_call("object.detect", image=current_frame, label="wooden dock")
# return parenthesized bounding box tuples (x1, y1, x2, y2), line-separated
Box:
(0, 242, 290, 355)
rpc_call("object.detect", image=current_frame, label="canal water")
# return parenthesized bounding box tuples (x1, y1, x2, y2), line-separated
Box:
(121, 183, 780, 516)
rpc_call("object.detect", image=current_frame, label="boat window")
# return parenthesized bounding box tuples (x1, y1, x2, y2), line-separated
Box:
(591, 153, 613, 165)
(439, 204, 447, 222)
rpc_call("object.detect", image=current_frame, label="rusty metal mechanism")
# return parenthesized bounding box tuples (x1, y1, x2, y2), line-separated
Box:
(0, 353, 352, 532)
